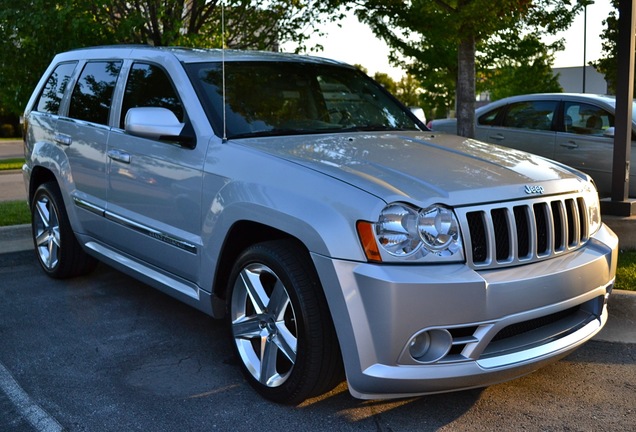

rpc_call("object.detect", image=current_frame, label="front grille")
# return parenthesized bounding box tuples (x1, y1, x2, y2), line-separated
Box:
(458, 195, 589, 269)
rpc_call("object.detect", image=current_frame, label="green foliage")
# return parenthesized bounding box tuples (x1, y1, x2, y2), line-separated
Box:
(395, 75, 422, 107)
(0, 0, 116, 115)
(479, 33, 563, 101)
(335, 0, 581, 124)
(0, 124, 15, 138)
(372, 72, 398, 94)
(0, 1, 341, 117)
(591, 0, 636, 96)
(371, 72, 423, 109)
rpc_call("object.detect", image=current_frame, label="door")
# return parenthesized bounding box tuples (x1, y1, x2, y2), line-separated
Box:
(476, 100, 558, 160)
(57, 60, 122, 236)
(554, 101, 627, 196)
(105, 62, 204, 282)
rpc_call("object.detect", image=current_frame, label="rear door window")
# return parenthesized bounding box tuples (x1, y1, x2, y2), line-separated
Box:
(35, 62, 78, 114)
(68, 61, 122, 125)
(501, 101, 557, 131)
(477, 106, 504, 126)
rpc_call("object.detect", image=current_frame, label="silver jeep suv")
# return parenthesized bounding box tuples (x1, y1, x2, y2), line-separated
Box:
(22, 46, 618, 403)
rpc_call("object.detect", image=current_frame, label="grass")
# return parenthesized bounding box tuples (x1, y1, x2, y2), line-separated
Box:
(0, 200, 30, 227)
(0, 158, 24, 170)
(616, 250, 636, 291)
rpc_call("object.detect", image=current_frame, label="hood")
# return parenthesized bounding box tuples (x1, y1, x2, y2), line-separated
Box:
(235, 131, 589, 206)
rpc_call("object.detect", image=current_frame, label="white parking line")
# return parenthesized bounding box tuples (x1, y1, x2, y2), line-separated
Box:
(0, 360, 64, 432)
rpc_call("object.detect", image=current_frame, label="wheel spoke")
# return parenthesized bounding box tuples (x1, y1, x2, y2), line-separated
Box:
(239, 268, 268, 314)
(273, 322, 297, 363)
(35, 199, 50, 229)
(232, 315, 264, 339)
(259, 335, 281, 386)
(35, 230, 50, 248)
(268, 279, 290, 319)
(46, 237, 56, 268)
(51, 226, 61, 248)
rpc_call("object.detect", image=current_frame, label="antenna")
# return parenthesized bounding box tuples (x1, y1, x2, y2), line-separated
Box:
(221, 1, 227, 142)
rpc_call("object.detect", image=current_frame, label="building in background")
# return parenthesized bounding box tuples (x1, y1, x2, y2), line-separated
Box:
(553, 66, 608, 94)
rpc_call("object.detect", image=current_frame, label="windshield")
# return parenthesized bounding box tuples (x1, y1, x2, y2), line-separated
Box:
(186, 61, 423, 139)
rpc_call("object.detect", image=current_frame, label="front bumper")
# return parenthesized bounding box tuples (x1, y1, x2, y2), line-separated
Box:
(312, 223, 618, 400)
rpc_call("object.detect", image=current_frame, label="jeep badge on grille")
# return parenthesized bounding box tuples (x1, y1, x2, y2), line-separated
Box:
(525, 185, 544, 194)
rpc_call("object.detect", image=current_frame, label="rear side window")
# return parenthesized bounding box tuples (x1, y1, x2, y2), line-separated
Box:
(477, 106, 503, 126)
(120, 62, 184, 128)
(68, 61, 122, 125)
(502, 101, 557, 131)
(35, 62, 78, 114)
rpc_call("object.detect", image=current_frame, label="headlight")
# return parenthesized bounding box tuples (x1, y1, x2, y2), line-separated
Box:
(358, 203, 464, 262)
(581, 182, 601, 235)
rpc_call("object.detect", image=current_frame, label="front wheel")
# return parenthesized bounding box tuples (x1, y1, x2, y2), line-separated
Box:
(227, 240, 343, 404)
(31, 182, 97, 278)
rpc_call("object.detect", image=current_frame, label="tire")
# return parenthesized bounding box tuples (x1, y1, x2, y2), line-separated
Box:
(227, 240, 343, 404)
(31, 182, 97, 279)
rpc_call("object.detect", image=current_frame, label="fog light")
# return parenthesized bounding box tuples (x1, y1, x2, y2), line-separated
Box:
(408, 329, 453, 363)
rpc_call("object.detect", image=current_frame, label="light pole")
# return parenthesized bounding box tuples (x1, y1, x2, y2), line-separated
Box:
(582, 1, 594, 93)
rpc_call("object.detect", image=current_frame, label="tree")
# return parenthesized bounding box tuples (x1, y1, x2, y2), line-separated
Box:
(396, 74, 423, 107)
(371, 72, 422, 108)
(0, 0, 112, 115)
(93, 0, 337, 50)
(479, 33, 563, 101)
(372, 72, 399, 95)
(334, 0, 582, 137)
(0, 0, 338, 116)
(591, 0, 635, 95)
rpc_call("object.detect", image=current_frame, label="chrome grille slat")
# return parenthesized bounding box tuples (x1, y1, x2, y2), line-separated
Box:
(458, 194, 589, 269)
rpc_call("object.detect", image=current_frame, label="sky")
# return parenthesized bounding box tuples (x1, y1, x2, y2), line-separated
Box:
(284, 2, 614, 80)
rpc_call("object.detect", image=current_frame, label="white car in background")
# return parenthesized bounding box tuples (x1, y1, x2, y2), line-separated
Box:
(431, 93, 636, 197)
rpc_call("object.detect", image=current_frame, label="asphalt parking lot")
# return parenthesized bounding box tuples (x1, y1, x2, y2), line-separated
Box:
(1, 249, 635, 431)
(2, 139, 635, 430)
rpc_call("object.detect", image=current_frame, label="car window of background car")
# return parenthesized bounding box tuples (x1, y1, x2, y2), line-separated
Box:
(68, 61, 122, 125)
(563, 102, 614, 136)
(502, 101, 557, 131)
(120, 63, 185, 129)
(477, 106, 503, 126)
(35, 62, 78, 114)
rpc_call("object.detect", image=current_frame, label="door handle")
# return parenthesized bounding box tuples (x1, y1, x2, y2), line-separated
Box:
(107, 149, 131, 164)
(560, 141, 578, 149)
(54, 133, 72, 146)
(489, 133, 504, 141)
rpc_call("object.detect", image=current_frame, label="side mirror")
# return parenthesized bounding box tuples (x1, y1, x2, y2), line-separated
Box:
(603, 127, 615, 138)
(125, 107, 194, 147)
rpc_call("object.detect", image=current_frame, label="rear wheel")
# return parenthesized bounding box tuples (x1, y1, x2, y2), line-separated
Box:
(227, 240, 343, 404)
(31, 182, 97, 278)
